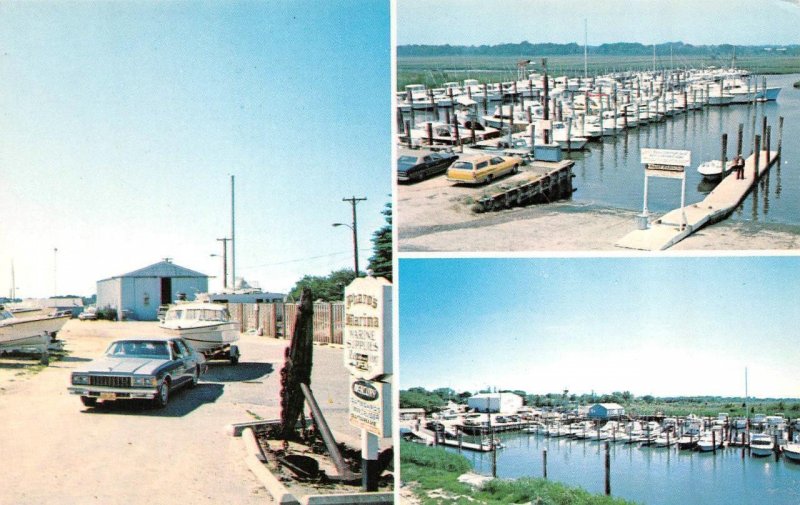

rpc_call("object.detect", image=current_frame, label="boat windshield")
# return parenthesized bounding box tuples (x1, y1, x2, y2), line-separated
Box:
(106, 340, 170, 359)
(184, 308, 228, 321)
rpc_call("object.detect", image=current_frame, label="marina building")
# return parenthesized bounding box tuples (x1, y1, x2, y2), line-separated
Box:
(468, 392, 523, 414)
(588, 403, 626, 420)
(96, 260, 208, 321)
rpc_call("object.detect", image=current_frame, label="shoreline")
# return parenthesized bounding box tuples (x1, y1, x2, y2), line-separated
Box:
(399, 201, 800, 252)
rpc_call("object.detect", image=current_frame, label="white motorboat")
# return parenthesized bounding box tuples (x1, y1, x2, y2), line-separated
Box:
(160, 302, 240, 362)
(697, 159, 737, 180)
(749, 433, 775, 457)
(0, 307, 70, 352)
(783, 443, 800, 462)
(697, 428, 724, 452)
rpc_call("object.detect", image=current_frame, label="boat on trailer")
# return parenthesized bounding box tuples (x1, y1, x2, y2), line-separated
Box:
(0, 307, 69, 362)
(159, 302, 240, 364)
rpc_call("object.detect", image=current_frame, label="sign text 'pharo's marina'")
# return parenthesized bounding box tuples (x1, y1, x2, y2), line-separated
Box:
(343, 277, 392, 381)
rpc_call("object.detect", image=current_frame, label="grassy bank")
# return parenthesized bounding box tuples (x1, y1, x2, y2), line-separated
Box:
(619, 398, 799, 419)
(401, 441, 638, 505)
(397, 55, 800, 90)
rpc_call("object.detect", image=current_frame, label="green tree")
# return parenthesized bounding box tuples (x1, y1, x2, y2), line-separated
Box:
(289, 268, 357, 302)
(367, 202, 392, 281)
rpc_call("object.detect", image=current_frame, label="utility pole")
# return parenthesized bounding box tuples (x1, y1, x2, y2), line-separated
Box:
(216, 238, 231, 289)
(53, 247, 58, 296)
(342, 196, 366, 276)
(231, 175, 236, 291)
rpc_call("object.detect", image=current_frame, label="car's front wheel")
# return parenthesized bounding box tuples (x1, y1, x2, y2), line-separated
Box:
(80, 396, 97, 407)
(154, 379, 170, 408)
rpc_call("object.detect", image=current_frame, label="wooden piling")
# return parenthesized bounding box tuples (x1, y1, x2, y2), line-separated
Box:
(712, 430, 717, 455)
(482, 84, 489, 115)
(604, 441, 611, 496)
(426, 122, 433, 146)
(409, 104, 416, 129)
(762, 116, 767, 152)
(778, 116, 784, 156)
(753, 135, 761, 182)
(491, 429, 497, 478)
(529, 124, 536, 155)
(737, 123, 744, 157)
(766, 126, 771, 166)
(543, 448, 548, 479)
(404, 121, 412, 149)
(452, 114, 461, 147)
(721, 133, 728, 179)
(567, 118, 573, 154)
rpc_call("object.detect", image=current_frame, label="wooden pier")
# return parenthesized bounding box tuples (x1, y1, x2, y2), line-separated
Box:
(406, 429, 495, 452)
(474, 160, 575, 212)
(617, 150, 780, 250)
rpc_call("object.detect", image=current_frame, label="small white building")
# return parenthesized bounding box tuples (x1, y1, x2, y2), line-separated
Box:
(588, 403, 626, 420)
(467, 392, 523, 414)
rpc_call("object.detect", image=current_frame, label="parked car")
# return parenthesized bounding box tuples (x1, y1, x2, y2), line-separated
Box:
(397, 148, 458, 183)
(68, 336, 207, 408)
(446, 154, 520, 185)
(78, 306, 98, 321)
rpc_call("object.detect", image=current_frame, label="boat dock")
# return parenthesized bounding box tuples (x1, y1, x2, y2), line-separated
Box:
(405, 428, 495, 452)
(474, 160, 575, 212)
(617, 149, 780, 250)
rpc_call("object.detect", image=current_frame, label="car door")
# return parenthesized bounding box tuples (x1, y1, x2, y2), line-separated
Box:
(169, 340, 189, 386)
(176, 339, 197, 378)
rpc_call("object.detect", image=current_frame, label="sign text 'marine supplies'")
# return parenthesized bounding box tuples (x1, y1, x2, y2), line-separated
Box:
(343, 276, 392, 380)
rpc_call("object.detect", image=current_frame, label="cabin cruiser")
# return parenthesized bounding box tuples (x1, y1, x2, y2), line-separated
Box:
(0, 307, 70, 353)
(697, 427, 724, 452)
(697, 159, 737, 180)
(783, 443, 800, 462)
(160, 302, 240, 363)
(749, 433, 775, 457)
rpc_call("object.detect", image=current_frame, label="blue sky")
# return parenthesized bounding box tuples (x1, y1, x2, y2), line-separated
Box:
(400, 257, 800, 398)
(0, 1, 390, 298)
(398, 0, 800, 46)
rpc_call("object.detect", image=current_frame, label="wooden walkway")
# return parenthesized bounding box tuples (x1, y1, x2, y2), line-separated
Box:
(617, 150, 779, 251)
(407, 429, 495, 452)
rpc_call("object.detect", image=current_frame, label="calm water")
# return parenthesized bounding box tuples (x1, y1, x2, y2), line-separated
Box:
(569, 73, 800, 224)
(401, 74, 800, 225)
(451, 432, 800, 505)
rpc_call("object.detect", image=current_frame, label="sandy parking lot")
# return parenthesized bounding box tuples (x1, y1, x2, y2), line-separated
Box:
(0, 320, 371, 504)
(398, 174, 800, 252)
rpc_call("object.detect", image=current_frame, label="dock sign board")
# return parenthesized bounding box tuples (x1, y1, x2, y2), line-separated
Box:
(343, 276, 392, 381)
(641, 148, 691, 167)
(348, 377, 392, 437)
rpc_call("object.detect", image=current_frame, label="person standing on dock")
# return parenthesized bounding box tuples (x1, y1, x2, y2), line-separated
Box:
(733, 154, 745, 180)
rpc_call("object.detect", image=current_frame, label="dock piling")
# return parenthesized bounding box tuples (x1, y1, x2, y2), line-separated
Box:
(543, 448, 548, 479)
(604, 441, 611, 496)
(753, 135, 761, 182)
(778, 116, 784, 156)
(737, 123, 744, 157)
(721, 133, 728, 181)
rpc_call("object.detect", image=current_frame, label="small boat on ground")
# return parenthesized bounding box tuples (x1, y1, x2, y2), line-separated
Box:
(0, 307, 69, 356)
(749, 433, 775, 457)
(160, 302, 240, 364)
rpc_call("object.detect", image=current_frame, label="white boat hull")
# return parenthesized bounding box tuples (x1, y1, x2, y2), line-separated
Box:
(0, 314, 70, 351)
(161, 322, 240, 353)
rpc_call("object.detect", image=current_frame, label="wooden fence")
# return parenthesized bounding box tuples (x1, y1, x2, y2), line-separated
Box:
(225, 302, 344, 345)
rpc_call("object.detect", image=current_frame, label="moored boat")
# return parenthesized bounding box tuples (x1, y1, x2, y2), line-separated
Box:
(749, 433, 775, 457)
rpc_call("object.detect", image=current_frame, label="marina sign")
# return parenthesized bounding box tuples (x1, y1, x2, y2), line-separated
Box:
(343, 276, 392, 380)
(641, 148, 691, 167)
(348, 377, 392, 437)
(645, 163, 686, 179)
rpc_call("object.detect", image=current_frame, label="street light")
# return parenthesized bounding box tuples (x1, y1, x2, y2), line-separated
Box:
(336, 196, 366, 277)
(332, 222, 359, 276)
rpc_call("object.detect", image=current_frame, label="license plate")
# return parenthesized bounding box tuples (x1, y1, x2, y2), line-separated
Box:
(100, 392, 116, 401)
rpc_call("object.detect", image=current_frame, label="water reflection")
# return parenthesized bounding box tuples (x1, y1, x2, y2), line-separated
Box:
(447, 431, 800, 505)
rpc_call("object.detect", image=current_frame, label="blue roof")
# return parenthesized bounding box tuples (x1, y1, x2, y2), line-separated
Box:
(119, 261, 208, 279)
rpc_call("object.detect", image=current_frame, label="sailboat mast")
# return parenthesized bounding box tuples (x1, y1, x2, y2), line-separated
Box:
(584, 19, 588, 79)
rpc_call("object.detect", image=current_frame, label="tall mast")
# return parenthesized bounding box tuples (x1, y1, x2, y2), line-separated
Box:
(584, 19, 588, 79)
(230, 175, 236, 291)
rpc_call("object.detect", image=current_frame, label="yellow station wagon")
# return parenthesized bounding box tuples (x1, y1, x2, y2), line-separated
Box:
(445, 154, 520, 185)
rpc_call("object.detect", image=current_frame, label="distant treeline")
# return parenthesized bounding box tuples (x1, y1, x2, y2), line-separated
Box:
(398, 41, 800, 58)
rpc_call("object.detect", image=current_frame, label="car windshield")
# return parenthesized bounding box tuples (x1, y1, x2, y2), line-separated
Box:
(397, 155, 421, 170)
(106, 340, 170, 359)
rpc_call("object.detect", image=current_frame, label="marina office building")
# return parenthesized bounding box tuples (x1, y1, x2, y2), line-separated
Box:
(468, 392, 524, 414)
(96, 260, 208, 321)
